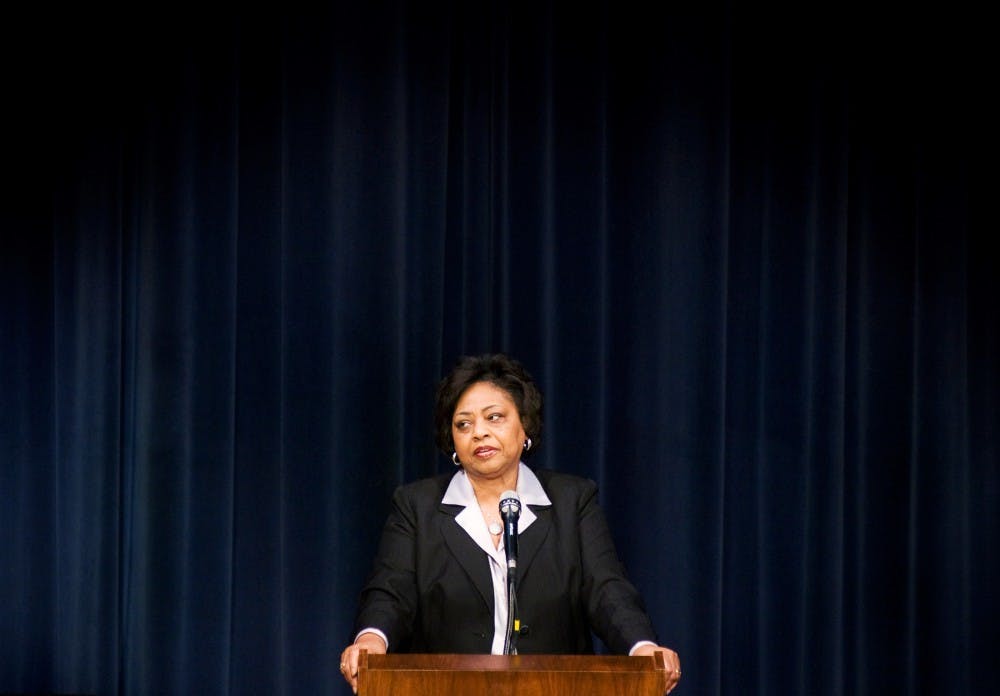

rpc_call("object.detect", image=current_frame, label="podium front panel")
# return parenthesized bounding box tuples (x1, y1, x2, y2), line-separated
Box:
(358, 653, 666, 696)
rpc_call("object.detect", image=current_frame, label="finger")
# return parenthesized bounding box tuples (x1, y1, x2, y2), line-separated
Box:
(664, 651, 681, 675)
(339, 653, 351, 686)
(340, 649, 359, 691)
(348, 650, 359, 692)
(660, 651, 681, 694)
(668, 668, 682, 692)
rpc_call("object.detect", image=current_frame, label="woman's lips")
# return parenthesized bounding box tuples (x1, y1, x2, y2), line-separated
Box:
(474, 447, 497, 457)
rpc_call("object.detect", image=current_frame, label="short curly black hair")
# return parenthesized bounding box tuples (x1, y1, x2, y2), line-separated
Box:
(434, 353, 543, 458)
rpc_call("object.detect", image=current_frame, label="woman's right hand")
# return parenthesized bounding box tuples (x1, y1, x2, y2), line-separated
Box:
(339, 632, 387, 694)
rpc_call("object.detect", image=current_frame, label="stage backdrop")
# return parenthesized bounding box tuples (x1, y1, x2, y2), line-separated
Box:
(2, 2, 996, 694)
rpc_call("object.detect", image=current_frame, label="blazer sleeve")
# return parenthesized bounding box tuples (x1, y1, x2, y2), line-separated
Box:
(576, 479, 658, 654)
(352, 484, 419, 650)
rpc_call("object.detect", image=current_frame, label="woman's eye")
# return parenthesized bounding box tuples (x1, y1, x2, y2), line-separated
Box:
(488, 413, 502, 421)
(455, 421, 470, 431)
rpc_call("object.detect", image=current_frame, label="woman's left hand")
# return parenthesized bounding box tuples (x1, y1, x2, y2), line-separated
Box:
(632, 644, 681, 693)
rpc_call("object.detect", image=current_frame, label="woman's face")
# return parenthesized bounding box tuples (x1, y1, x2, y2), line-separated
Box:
(451, 381, 527, 482)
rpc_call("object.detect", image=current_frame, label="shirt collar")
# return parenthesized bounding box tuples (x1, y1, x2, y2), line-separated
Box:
(442, 462, 552, 545)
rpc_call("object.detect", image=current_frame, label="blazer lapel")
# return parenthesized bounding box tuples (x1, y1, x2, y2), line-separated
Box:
(439, 504, 495, 613)
(517, 504, 552, 584)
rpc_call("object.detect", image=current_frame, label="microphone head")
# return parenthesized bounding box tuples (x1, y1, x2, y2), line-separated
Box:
(499, 490, 521, 516)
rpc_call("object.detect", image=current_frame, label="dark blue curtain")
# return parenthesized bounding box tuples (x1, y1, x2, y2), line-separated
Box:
(2, 2, 996, 694)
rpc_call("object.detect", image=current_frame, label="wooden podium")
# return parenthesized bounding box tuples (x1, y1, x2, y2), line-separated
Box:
(357, 651, 667, 696)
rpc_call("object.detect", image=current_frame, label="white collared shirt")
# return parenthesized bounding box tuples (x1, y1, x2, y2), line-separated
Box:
(440, 461, 552, 654)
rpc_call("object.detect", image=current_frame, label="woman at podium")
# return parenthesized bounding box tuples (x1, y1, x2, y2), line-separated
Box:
(339, 354, 681, 693)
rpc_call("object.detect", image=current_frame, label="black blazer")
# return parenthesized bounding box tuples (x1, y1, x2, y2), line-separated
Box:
(353, 467, 657, 655)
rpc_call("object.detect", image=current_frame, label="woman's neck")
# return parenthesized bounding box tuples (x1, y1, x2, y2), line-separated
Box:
(466, 470, 518, 501)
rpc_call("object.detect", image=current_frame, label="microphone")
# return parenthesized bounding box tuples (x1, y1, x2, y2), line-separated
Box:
(498, 490, 521, 570)
(499, 490, 521, 655)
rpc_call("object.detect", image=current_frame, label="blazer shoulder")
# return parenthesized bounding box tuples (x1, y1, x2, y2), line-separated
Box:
(393, 470, 454, 506)
(531, 467, 598, 504)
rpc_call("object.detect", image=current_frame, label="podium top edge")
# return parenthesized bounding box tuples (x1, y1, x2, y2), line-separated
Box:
(364, 653, 663, 673)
